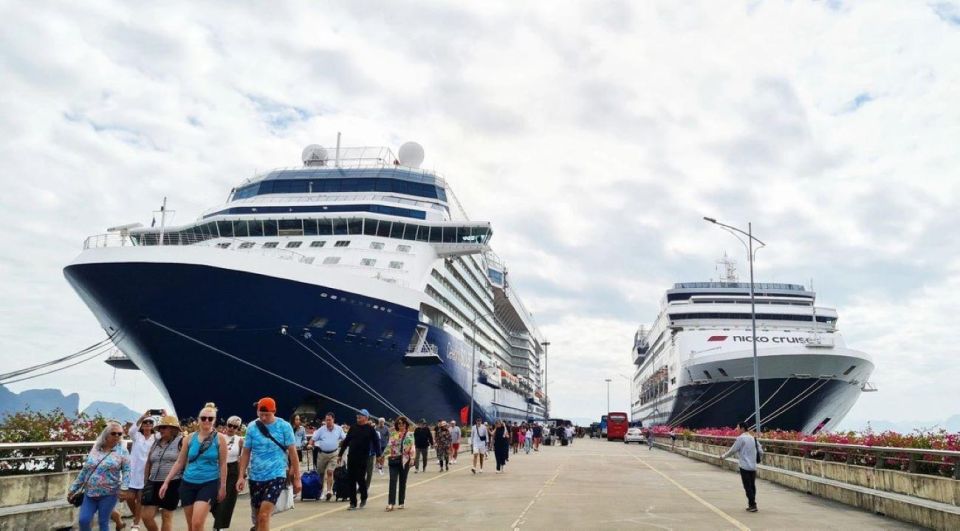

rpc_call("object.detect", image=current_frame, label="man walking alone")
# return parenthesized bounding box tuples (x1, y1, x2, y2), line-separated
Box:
(721, 427, 764, 512)
(338, 409, 378, 510)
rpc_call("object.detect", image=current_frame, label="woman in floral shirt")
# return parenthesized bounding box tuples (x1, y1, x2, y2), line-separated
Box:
(385, 415, 415, 511)
(68, 421, 132, 531)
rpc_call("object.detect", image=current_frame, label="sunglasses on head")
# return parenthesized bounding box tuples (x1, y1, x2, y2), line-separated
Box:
(228, 424, 241, 429)
(199, 416, 215, 422)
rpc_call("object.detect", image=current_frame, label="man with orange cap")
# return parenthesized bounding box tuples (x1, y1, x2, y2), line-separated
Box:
(237, 397, 301, 530)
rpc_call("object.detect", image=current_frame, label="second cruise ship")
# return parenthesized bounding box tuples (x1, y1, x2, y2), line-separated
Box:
(631, 260, 875, 433)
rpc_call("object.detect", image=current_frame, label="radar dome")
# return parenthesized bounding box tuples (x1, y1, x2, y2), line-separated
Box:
(302, 144, 328, 167)
(397, 141, 425, 168)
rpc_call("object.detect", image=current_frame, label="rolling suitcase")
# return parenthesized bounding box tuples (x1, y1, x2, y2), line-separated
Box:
(332, 465, 351, 501)
(301, 470, 321, 500)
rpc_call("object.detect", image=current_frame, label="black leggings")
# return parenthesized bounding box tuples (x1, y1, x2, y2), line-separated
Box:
(388, 462, 410, 506)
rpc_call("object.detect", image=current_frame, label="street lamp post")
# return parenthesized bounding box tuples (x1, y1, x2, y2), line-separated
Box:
(604, 378, 612, 414)
(469, 309, 498, 427)
(703, 217, 766, 434)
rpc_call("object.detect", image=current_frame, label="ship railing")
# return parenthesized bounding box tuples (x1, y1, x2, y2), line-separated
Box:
(0, 440, 132, 476)
(666, 433, 960, 480)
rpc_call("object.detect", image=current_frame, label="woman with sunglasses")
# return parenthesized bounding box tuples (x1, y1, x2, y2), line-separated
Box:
(68, 421, 132, 531)
(213, 415, 244, 531)
(121, 410, 160, 531)
(159, 403, 227, 531)
(141, 415, 182, 531)
(384, 416, 415, 511)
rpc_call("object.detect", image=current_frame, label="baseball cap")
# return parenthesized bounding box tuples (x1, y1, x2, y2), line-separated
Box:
(255, 397, 277, 412)
(358, 408, 370, 417)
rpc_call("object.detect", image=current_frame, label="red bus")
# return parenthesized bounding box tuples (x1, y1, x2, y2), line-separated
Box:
(606, 412, 629, 441)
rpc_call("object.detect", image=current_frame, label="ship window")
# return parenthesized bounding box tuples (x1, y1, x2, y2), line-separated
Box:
(286, 241, 302, 248)
(310, 241, 326, 248)
(303, 256, 315, 264)
(347, 218, 363, 235)
(376, 221, 391, 237)
(349, 322, 366, 334)
(397, 244, 411, 253)
(389, 261, 404, 269)
(703, 370, 712, 379)
(309, 317, 328, 329)
(403, 224, 418, 240)
(416, 225, 430, 241)
(370, 242, 384, 250)
(303, 219, 319, 236)
(278, 219, 302, 236)
(216, 242, 231, 249)
(361, 258, 377, 266)
(323, 257, 341, 264)
(232, 220, 250, 237)
(334, 240, 350, 247)
(390, 222, 405, 239)
(843, 365, 856, 376)
(429, 226, 442, 242)
(317, 219, 333, 235)
(263, 242, 279, 248)
(249, 220, 264, 237)
(717, 368, 728, 377)
(217, 221, 234, 237)
(263, 219, 278, 237)
(363, 219, 378, 236)
(332, 219, 348, 235)
(239, 242, 255, 249)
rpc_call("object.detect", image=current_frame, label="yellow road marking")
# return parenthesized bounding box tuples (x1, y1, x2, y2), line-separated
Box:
(629, 453, 751, 531)
(510, 463, 563, 530)
(276, 465, 470, 529)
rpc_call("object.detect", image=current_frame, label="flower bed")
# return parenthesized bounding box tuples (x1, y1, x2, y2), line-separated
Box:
(649, 425, 960, 477)
(0, 408, 108, 475)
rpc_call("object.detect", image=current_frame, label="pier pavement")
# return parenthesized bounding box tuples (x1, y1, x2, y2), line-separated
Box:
(172, 438, 914, 530)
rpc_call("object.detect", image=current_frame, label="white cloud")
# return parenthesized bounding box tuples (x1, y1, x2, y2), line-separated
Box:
(1, 0, 958, 425)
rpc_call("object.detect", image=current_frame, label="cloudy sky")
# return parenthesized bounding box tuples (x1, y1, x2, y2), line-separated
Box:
(2, 1, 959, 428)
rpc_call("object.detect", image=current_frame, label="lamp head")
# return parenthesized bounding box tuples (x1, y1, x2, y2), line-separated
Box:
(703, 216, 717, 223)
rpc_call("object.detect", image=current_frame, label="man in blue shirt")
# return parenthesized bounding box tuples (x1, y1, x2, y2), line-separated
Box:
(237, 397, 301, 530)
(307, 412, 344, 501)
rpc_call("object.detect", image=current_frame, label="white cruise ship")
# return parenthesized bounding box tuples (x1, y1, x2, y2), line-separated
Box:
(631, 260, 875, 433)
(65, 142, 547, 423)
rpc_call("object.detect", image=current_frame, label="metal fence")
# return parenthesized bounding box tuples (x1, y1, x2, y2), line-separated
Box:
(664, 433, 960, 479)
(0, 441, 132, 476)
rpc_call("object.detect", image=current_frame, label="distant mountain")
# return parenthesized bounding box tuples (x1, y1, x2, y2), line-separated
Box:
(83, 401, 140, 424)
(0, 384, 79, 419)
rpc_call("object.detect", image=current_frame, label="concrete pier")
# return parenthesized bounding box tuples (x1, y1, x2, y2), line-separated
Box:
(166, 438, 915, 530)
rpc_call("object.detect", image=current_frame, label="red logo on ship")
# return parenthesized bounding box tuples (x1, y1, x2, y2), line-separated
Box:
(707, 336, 728, 342)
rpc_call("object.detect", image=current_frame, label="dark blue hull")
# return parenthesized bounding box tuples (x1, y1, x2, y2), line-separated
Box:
(64, 262, 542, 424)
(668, 377, 857, 432)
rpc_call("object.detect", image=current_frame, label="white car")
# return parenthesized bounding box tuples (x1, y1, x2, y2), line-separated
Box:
(623, 427, 646, 444)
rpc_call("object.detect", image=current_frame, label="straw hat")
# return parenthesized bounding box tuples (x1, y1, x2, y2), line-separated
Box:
(156, 415, 181, 430)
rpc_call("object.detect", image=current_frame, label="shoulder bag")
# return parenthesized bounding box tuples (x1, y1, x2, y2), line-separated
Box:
(255, 420, 288, 453)
(188, 432, 217, 464)
(69, 448, 114, 507)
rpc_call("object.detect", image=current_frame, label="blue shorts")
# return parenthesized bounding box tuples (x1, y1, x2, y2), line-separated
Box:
(179, 479, 218, 506)
(249, 477, 286, 509)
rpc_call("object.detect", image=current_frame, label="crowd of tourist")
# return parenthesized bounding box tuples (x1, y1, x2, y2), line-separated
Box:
(67, 400, 560, 530)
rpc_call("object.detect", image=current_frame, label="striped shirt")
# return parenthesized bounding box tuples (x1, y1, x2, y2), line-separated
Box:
(147, 435, 183, 482)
